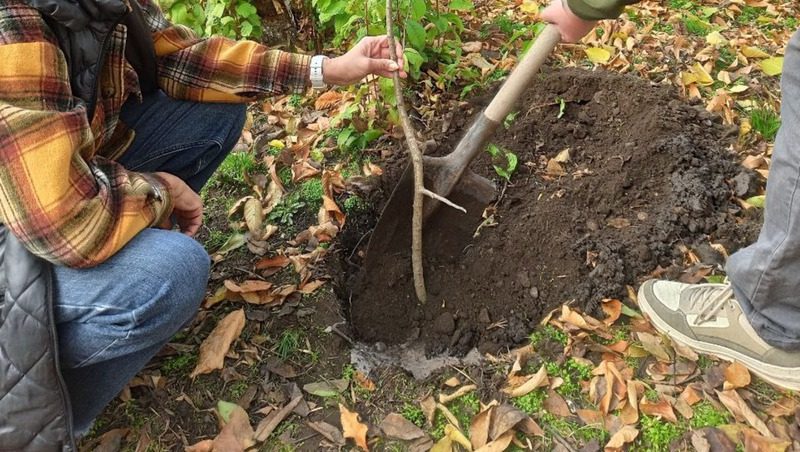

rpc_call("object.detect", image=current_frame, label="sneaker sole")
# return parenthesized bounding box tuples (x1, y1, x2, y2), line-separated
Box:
(637, 284, 800, 392)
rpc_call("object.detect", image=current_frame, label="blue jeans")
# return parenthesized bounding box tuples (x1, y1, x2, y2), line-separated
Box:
(54, 91, 246, 434)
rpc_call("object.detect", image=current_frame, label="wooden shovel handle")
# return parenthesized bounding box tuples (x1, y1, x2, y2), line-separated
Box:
(485, 24, 562, 123)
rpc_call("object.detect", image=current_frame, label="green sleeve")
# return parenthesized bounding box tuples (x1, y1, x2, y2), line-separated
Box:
(566, 0, 641, 20)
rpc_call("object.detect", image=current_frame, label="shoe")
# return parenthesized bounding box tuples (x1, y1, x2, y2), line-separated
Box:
(638, 279, 800, 391)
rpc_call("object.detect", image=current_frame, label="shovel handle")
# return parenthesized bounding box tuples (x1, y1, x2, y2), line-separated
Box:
(485, 24, 562, 123)
(445, 24, 561, 171)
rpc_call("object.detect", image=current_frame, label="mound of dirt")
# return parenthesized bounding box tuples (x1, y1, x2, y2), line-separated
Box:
(343, 68, 760, 356)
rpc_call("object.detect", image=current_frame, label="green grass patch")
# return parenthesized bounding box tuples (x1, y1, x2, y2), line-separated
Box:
(636, 414, 686, 451)
(160, 353, 197, 377)
(749, 107, 781, 141)
(343, 195, 370, 215)
(216, 151, 261, 186)
(401, 403, 426, 428)
(544, 358, 592, 398)
(530, 324, 568, 348)
(690, 401, 731, 429)
(511, 390, 546, 415)
(297, 178, 324, 212)
(276, 329, 302, 360)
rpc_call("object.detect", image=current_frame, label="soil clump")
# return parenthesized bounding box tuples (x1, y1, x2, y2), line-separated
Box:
(343, 68, 760, 356)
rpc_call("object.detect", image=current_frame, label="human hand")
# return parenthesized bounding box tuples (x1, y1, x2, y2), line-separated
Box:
(154, 172, 203, 237)
(541, 0, 597, 43)
(323, 36, 408, 86)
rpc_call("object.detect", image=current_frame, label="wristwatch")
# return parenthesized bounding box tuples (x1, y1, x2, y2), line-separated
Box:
(310, 55, 328, 89)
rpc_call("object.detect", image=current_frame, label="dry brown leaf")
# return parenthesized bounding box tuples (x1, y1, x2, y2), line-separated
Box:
(545, 159, 566, 176)
(94, 428, 129, 452)
(765, 397, 799, 418)
(723, 361, 751, 390)
(307, 421, 345, 446)
(214, 403, 255, 451)
(191, 309, 245, 378)
(340, 404, 369, 451)
(679, 385, 702, 406)
(184, 439, 214, 452)
(224, 279, 272, 294)
(470, 407, 492, 449)
(444, 376, 461, 387)
(204, 285, 228, 309)
(299, 279, 326, 294)
(605, 425, 639, 451)
(577, 409, 604, 428)
(314, 91, 343, 110)
(291, 159, 320, 183)
(640, 396, 678, 423)
(421, 395, 437, 427)
(502, 365, 548, 397)
(636, 332, 672, 362)
(601, 299, 622, 325)
(444, 424, 472, 450)
(439, 384, 477, 404)
(354, 371, 376, 392)
(254, 396, 302, 442)
(544, 390, 572, 417)
(254, 255, 290, 270)
(743, 428, 790, 452)
(716, 389, 773, 438)
(489, 404, 527, 440)
(475, 430, 514, 452)
(380, 413, 426, 441)
(243, 197, 263, 235)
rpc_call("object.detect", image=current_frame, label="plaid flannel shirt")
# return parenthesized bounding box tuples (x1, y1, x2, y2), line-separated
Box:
(0, 0, 310, 268)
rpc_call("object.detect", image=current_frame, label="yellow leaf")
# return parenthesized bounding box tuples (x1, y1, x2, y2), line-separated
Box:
(340, 404, 369, 451)
(706, 31, 727, 47)
(691, 63, 714, 86)
(268, 139, 285, 149)
(741, 46, 770, 58)
(519, 0, 538, 14)
(759, 57, 784, 76)
(585, 47, 611, 64)
(729, 85, 749, 93)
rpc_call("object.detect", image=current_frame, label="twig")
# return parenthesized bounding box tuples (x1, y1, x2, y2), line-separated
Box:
(386, 0, 426, 303)
(421, 188, 466, 213)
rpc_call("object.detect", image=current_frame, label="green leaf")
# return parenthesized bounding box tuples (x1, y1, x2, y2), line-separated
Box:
(705, 274, 727, 284)
(448, 0, 474, 11)
(620, 304, 643, 319)
(240, 21, 253, 37)
(217, 400, 238, 423)
(337, 127, 355, 148)
(506, 152, 518, 174)
(404, 48, 425, 78)
(210, 2, 225, 18)
(746, 195, 766, 208)
(235, 2, 258, 17)
(216, 233, 245, 255)
(405, 19, 426, 50)
(303, 379, 349, 398)
(485, 143, 500, 158)
(411, 0, 427, 21)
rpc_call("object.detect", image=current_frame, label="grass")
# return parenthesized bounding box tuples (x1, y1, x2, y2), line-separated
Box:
(401, 403, 426, 428)
(343, 195, 370, 214)
(690, 401, 731, 428)
(530, 324, 569, 348)
(160, 353, 197, 377)
(545, 358, 593, 398)
(215, 151, 261, 186)
(737, 6, 766, 25)
(749, 106, 781, 141)
(636, 415, 685, 451)
(511, 390, 546, 415)
(297, 178, 324, 211)
(276, 329, 302, 360)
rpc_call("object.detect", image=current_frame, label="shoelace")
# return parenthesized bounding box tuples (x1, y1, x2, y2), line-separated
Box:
(685, 284, 735, 325)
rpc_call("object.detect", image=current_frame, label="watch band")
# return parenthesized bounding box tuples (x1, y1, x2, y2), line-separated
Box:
(310, 55, 328, 89)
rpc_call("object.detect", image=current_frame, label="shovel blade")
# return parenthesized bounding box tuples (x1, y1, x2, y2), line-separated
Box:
(363, 163, 496, 269)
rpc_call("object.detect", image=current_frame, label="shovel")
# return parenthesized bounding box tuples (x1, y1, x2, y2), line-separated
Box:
(362, 25, 562, 270)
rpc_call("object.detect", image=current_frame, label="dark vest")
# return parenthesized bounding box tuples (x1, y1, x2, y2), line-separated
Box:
(25, 0, 158, 119)
(0, 2, 158, 450)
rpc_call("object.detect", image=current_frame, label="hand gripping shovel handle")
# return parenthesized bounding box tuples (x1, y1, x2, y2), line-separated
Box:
(444, 24, 562, 168)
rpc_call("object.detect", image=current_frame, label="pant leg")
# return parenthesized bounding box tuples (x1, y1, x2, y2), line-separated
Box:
(55, 229, 210, 433)
(117, 90, 247, 192)
(727, 28, 800, 350)
(55, 93, 246, 433)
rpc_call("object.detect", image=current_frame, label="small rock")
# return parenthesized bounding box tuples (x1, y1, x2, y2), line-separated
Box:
(433, 312, 456, 335)
(478, 308, 491, 324)
(516, 271, 532, 288)
(374, 342, 386, 352)
(529, 286, 539, 299)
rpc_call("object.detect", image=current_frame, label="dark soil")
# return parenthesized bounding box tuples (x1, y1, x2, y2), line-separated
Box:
(344, 68, 761, 356)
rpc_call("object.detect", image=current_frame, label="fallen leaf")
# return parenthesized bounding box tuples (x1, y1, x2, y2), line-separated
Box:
(243, 197, 263, 235)
(741, 46, 770, 58)
(716, 389, 772, 438)
(743, 428, 790, 452)
(191, 310, 245, 378)
(503, 365, 548, 397)
(354, 371, 376, 392)
(315, 91, 343, 110)
(380, 413, 426, 441)
(602, 299, 623, 325)
(640, 397, 678, 423)
(765, 397, 798, 418)
(445, 424, 472, 450)
(439, 384, 477, 404)
(184, 439, 214, 452)
(462, 41, 483, 53)
(475, 430, 514, 452)
(554, 148, 571, 163)
(444, 376, 461, 387)
(636, 332, 672, 362)
(94, 428, 129, 452)
(307, 421, 345, 445)
(759, 57, 784, 76)
(585, 47, 611, 64)
(470, 407, 492, 449)
(723, 361, 751, 390)
(545, 159, 565, 176)
(340, 404, 369, 451)
(255, 255, 290, 271)
(303, 379, 349, 398)
(607, 218, 631, 229)
(253, 396, 301, 442)
(605, 425, 638, 450)
(421, 395, 437, 427)
(489, 404, 527, 440)
(544, 390, 572, 417)
(214, 402, 255, 451)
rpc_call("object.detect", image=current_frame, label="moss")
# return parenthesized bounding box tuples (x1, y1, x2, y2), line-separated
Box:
(401, 403, 425, 428)
(637, 415, 686, 452)
(297, 178, 324, 211)
(690, 401, 731, 429)
(530, 324, 568, 348)
(160, 353, 197, 377)
(511, 390, 546, 415)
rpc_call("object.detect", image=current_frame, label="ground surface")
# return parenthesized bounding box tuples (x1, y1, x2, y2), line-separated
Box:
(350, 68, 760, 356)
(80, 1, 800, 451)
